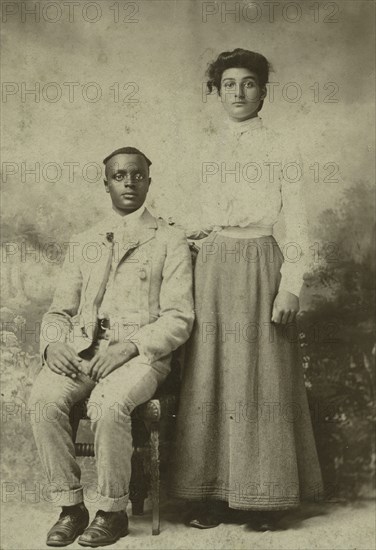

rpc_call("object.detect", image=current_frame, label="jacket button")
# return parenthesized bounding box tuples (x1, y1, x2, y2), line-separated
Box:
(138, 269, 147, 280)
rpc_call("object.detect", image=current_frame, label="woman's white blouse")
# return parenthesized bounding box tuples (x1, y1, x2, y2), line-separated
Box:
(191, 116, 309, 297)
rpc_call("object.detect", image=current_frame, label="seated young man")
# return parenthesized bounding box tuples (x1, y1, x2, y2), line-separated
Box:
(29, 147, 194, 547)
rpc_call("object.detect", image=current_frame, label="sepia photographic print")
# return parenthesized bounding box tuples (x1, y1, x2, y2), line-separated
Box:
(1, 1, 375, 549)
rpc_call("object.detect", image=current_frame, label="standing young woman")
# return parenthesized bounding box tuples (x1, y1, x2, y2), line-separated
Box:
(170, 49, 323, 530)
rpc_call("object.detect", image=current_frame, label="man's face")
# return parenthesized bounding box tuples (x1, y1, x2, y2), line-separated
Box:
(104, 153, 151, 214)
(220, 67, 266, 122)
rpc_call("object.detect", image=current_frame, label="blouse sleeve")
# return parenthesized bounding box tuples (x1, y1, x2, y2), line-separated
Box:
(278, 147, 310, 297)
(170, 196, 216, 239)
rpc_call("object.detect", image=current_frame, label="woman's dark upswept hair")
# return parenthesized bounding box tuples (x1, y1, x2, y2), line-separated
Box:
(206, 48, 271, 112)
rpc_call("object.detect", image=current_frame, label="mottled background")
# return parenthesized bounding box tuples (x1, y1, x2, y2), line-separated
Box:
(1, 0, 375, 537)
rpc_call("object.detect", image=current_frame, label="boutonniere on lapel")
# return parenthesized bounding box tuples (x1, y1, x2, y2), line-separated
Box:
(99, 232, 115, 248)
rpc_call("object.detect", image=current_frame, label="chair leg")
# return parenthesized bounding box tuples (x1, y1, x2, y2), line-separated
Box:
(129, 449, 147, 516)
(150, 421, 160, 535)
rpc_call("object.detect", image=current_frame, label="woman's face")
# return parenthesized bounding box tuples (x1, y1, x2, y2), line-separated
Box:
(220, 67, 266, 122)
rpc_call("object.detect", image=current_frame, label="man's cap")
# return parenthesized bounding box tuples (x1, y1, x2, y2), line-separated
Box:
(103, 146, 152, 167)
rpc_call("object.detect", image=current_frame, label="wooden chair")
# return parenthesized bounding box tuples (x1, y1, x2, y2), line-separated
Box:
(69, 353, 181, 536)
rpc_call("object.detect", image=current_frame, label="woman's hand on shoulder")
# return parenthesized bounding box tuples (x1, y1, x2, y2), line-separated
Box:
(271, 290, 300, 325)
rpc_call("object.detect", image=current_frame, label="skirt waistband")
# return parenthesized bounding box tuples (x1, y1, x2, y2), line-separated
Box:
(217, 225, 273, 239)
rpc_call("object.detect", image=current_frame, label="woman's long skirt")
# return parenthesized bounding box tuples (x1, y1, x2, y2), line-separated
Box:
(170, 232, 323, 510)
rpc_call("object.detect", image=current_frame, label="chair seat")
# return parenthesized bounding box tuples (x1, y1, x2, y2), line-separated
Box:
(73, 394, 178, 425)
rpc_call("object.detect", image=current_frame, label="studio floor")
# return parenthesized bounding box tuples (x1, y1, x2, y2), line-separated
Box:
(1, 497, 375, 550)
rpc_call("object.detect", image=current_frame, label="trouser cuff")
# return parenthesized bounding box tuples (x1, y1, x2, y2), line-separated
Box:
(95, 492, 129, 512)
(50, 486, 84, 507)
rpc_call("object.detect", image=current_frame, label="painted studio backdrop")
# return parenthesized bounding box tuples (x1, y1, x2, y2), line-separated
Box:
(1, 0, 375, 504)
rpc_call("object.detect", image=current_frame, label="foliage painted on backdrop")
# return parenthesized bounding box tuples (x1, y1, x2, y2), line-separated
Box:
(1, 182, 375, 499)
(301, 182, 375, 498)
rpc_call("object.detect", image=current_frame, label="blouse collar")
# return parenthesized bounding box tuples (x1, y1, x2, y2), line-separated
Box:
(225, 115, 263, 137)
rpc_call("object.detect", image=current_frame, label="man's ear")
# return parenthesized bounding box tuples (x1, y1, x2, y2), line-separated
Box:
(148, 177, 151, 188)
(260, 86, 267, 100)
(104, 178, 110, 193)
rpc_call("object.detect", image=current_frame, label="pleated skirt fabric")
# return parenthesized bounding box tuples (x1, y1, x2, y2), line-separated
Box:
(170, 232, 323, 510)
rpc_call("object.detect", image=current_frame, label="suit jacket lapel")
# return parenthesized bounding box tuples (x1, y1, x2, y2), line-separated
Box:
(92, 208, 157, 281)
(118, 208, 158, 265)
(83, 230, 114, 303)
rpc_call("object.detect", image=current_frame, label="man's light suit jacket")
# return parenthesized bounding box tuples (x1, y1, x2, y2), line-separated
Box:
(40, 208, 195, 374)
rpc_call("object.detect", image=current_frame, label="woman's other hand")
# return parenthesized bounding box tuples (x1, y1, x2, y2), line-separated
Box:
(271, 290, 300, 324)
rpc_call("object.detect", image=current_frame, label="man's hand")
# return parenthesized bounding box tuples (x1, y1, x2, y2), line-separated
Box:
(271, 290, 300, 325)
(46, 342, 82, 378)
(88, 342, 139, 382)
